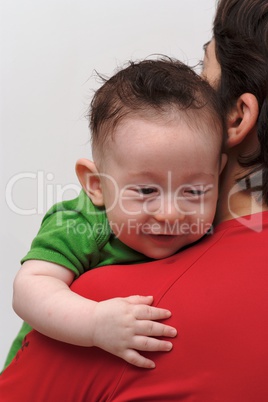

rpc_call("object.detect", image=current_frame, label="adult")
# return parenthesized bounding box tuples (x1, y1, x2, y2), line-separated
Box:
(1, 0, 268, 400)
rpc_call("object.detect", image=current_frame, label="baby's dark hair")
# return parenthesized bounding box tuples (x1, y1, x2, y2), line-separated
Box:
(89, 57, 224, 156)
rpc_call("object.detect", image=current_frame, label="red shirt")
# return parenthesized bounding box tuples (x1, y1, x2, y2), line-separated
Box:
(1, 212, 268, 401)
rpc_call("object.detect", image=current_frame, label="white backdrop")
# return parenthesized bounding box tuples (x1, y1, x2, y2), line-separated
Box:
(1, 0, 216, 368)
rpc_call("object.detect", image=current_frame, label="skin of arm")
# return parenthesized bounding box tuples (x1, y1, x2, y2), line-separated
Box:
(12, 260, 177, 369)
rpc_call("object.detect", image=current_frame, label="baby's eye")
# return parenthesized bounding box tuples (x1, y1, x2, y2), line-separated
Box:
(182, 186, 207, 198)
(185, 189, 205, 196)
(138, 187, 158, 195)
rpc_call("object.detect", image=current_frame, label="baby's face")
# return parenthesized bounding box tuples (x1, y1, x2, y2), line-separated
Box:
(98, 113, 222, 259)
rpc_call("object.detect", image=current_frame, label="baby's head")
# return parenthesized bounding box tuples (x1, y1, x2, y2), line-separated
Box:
(77, 57, 226, 259)
(89, 57, 224, 166)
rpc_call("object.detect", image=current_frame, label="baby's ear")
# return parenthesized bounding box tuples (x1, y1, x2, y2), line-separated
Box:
(75, 158, 104, 206)
(226, 93, 259, 148)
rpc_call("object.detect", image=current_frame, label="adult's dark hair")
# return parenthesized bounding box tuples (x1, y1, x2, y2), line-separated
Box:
(213, 0, 268, 203)
(89, 57, 223, 155)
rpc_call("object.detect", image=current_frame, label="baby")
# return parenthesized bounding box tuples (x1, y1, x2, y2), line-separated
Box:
(5, 57, 226, 371)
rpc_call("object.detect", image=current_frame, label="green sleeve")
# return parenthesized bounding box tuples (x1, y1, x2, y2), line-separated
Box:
(2, 192, 111, 372)
(21, 191, 110, 277)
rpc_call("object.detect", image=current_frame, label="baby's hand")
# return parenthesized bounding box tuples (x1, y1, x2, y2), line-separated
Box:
(91, 295, 177, 369)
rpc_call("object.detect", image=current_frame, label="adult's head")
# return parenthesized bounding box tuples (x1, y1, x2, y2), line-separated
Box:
(203, 0, 268, 207)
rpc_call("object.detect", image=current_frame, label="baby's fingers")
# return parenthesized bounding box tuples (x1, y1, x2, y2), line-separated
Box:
(122, 349, 156, 369)
(134, 304, 172, 321)
(132, 335, 174, 353)
(137, 320, 177, 338)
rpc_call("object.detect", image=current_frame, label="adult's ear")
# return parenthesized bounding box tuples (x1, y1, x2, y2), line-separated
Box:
(75, 158, 104, 206)
(226, 93, 259, 148)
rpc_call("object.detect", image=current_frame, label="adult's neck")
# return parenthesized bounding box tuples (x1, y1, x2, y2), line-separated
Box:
(215, 152, 268, 224)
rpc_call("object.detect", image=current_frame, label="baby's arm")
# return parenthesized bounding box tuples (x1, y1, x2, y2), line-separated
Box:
(13, 260, 177, 369)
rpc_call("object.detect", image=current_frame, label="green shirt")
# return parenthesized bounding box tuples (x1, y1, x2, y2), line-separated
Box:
(22, 190, 148, 275)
